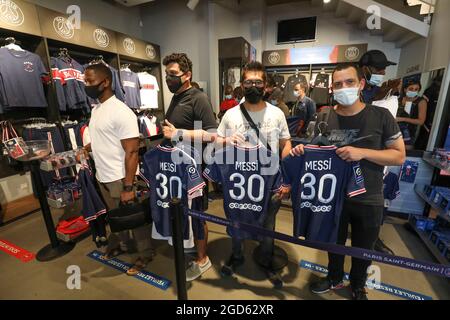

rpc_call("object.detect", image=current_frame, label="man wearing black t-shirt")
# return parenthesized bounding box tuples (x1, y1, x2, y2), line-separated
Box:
(292, 63, 406, 300)
(161, 53, 218, 282)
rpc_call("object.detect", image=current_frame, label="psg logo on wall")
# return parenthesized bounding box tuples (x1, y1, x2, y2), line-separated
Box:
(53, 16, 75, 40)
(268, 52, 281, 65)
(0, 0, 25, 26)
(146, 44, 156, 60)
(93, 29, 110, 48)
(345, 46, 360, 61)
(123, 38, 136, 55)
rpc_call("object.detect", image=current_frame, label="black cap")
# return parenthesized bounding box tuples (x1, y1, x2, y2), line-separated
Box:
(359, 50, 397, 70)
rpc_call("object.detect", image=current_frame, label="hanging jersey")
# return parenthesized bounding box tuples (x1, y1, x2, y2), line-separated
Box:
(140, 144, 205, 246)
(77, 165, 106, 222)
(51, 57, 89, 112)
(120, 70, 141, 109)
(0, 48, 47, 108)
(204, 144, 283, 240)
(383, 171, 400, 201)
(283, 74, 308, 103)
(138, 72, 160, 109)
(282, 145, 366, 243)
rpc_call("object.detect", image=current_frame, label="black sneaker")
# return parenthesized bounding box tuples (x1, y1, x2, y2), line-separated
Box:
(310, 277, 345, 294)
(220, 255, 245, 277)
(352, 288, 368, 300)
(374, 238, 395, 255)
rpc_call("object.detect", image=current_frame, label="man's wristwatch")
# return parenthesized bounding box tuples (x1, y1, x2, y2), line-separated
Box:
(123, 185, 134, 192)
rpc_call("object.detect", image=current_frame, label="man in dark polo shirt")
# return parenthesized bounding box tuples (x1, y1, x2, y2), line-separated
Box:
(162, 53, 218, 282)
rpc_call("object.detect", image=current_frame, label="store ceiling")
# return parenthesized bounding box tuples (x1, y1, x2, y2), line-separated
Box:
(112, 0, 155, 7)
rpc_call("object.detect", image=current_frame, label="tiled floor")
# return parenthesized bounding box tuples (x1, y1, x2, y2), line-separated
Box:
(0, 199, 449, 300)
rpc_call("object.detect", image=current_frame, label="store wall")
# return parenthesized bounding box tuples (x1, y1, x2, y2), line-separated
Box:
(140, 0, 211, 111)
(424, 0, 450, 72)
(26, 0, 144, 38)
(263, 2, 401, 81)
(208, 3, 242, 110)
(397, 37, 427, 77)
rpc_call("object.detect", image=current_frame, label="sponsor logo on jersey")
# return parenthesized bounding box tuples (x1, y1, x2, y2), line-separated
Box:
(187, 165, 199, 181)
(93, 28, 110, 48)
(301, 202, 332, 213)
(0, 0, 24, 26)
(53, 16, 75, 40)
(142, 84, 155, 90)
(59, 68, 84, 82)
(23, 61, 34, 73)
(123, 38, 136, 55)
(157, 200, 170, 209)
(229, 202, 263, 212)
(146, 44, 156, 59)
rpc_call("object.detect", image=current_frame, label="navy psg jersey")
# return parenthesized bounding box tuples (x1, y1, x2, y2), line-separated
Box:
(282, 145, 366, 243)
(204, 144, 283, 240)
(383, 172, 400, 201)
(140, 144, 205, 239)
(120, 70, 141, 109)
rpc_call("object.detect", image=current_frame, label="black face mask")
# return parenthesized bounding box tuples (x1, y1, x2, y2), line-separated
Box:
(85, 81, 105, 100)
(166, 74, 186, 94)
(244, 86, 264, 104)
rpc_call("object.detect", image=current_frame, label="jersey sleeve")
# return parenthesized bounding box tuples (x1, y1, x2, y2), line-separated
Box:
(203, 161, 221, 183)
(139, 160, 151, 188)
(346, 162, 367, 198)
(281, 155, 301, 188)
(271, 169, 283, 193)
(185, 163, 206, 199)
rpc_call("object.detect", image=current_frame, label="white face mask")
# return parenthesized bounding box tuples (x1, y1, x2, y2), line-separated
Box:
(294, 91, 301, 98)
(225, 95, 233, 100)
(270, 100, 278, 106)
(368, 74, 384, 87)
(334, 87, 360, 106)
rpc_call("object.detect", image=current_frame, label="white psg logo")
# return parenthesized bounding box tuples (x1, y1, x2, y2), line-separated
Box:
(123, 38, 136, 55)
(93, 29, 110, 48)
(345, 46, 360, 61)
(268, 52, 281, 65)
(146, 44, 156, 59)
(0, 0, 24, 26)
(53, 16, 74, 40)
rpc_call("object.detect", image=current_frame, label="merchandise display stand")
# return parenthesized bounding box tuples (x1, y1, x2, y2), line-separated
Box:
(30, 160, 75, 262)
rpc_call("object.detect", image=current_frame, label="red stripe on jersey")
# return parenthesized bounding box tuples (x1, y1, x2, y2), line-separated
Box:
(348, 188, 367, 198)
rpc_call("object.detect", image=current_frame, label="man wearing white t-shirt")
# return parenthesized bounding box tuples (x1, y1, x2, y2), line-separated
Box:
(216, 61, 292, 285)
(82, 63, 153, 276)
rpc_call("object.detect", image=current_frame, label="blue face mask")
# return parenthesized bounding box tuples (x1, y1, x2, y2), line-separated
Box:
(406, 91, 418, 98)
(270, 100, 278, 106)
(333, 87, 360, 106)
(368, 74, 384, 87)
(225, 95, 233, 100)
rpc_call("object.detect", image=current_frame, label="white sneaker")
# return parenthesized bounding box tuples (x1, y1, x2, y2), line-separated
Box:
(186, 257, 212, 282)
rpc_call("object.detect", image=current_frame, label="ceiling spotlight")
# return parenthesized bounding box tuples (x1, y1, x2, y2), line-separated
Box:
(187, 0, 200, 10)
(323, 0, 331, 3)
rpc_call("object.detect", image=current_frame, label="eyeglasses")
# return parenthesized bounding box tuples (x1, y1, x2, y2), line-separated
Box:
(243, 80, 265, 88)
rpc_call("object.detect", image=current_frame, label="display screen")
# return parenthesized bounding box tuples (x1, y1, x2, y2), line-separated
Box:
(277, 17, 317, 44)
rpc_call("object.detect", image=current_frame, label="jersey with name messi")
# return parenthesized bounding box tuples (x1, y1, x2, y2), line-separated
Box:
(204, 144, 283, 240)
(140, 144, 205, 239)
(282, 145, 366, 243)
